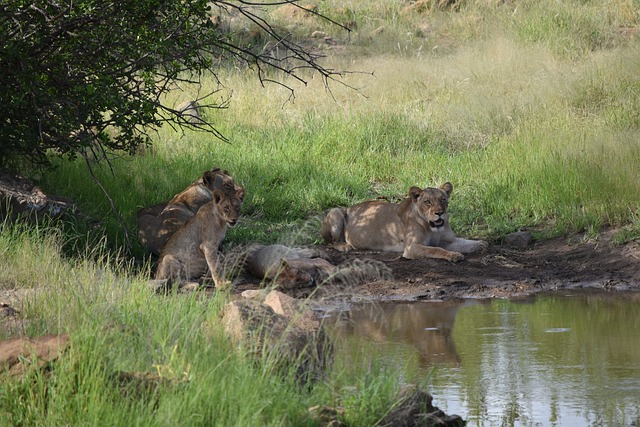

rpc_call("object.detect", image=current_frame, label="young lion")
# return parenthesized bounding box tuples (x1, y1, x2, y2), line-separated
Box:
(155, 188, 245, 289)
(244, 244, 336, 288)
(137, 168, 243, 255)
(321, 183, 487, 262)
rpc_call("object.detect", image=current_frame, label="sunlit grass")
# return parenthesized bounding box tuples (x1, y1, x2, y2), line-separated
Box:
(41, 33, 640, 250)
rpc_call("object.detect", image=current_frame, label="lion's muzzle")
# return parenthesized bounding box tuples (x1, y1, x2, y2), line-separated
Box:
(429, 218, 445, 228)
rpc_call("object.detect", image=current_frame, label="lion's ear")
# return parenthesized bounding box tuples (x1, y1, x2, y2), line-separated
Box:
(440, 182, 453, 197)
(203, 170, 216, 187)
(236, 188, 246, 200)
(408, 186, 422, 201)
(213, 190, 224, 203)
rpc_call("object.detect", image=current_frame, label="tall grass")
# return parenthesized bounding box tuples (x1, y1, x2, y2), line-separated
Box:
(0, 224, 405, 426)
(41, 19, 640, 249)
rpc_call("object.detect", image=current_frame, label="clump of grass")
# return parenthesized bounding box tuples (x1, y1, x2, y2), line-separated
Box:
(0, 220, 65, 291)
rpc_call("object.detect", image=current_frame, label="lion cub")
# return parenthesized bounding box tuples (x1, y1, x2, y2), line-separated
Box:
(245, 244, 336, 288)
(137, 168, 243, 255)
(155, 188, 245, 289)
(322, 183, 487, 262)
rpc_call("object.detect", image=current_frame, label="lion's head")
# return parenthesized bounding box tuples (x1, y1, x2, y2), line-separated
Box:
(212, 188, 245, 227)
(274, 261, 313, 288)
(202, 168, 243, 196)
(409, 182, 453, 229)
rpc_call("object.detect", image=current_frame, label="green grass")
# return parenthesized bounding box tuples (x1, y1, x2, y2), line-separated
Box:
(41, 37, 640, 251)
(4, 0, 640, 424)
(0, 226, 406, 426)
(38, 1, 640, 248)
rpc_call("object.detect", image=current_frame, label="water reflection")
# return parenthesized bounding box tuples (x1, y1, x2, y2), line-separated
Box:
(331, 300, 474, 368)
(329, 291, 640, 427)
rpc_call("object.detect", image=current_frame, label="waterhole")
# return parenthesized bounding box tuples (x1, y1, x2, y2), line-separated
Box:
(329, 291, 640, 426)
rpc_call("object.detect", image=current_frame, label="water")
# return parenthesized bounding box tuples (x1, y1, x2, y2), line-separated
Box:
(329, 291, 640, 426)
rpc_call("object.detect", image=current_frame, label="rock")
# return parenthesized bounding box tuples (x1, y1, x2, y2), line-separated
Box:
(0, 172, 77, 224)
(221, 299, 331, 382)
(1, 304, 27, 336)
(221, 299, 283, 343)
(264, 290, 320, 332)
(0, 289, 36, 336)
(0, 334, 70, 377)
(0, 288, 36, 309)
(241, 289, 267, 300)
(506, 231, 533, 248)
(380, 386, 465, 427)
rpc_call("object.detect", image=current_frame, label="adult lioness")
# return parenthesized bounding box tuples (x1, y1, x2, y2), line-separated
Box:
(155, 187, 245, 289)
(321, 183, 487, 262)
(137, 168, 243, 255)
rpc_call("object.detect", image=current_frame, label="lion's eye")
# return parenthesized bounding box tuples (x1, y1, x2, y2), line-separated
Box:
(424, 200, 431, 205)
(441, 198, 446, 204)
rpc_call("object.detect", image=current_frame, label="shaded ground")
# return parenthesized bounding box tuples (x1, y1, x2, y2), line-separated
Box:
(234, 229, 640, 303)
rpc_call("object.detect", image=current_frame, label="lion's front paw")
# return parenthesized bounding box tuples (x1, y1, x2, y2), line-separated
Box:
(476, 240, 489, 253)
(449, 251, 465, 262)
(332, 243, 354, 252)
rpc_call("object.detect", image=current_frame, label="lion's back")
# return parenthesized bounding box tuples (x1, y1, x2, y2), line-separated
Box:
(345, 201, 405, 252)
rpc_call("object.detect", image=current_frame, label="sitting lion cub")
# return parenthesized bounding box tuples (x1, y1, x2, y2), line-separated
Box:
(155, 187, 245, 289)
(321, 183, 487, 262)
(137, 168, 243, 255)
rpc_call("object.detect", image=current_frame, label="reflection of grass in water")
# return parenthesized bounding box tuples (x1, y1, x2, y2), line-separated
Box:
(327, 334, 427, 424)
(451, 293, 640, 425)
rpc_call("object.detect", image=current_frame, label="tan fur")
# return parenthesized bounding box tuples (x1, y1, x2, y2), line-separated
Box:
(245, 244, 336, 287)
(137, 168, 243, 254)
(155, 188, 245, 289)
(321, 183, 487, 262)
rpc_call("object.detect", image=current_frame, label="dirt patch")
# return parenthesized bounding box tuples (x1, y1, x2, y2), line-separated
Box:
(233, 229, 640, 304)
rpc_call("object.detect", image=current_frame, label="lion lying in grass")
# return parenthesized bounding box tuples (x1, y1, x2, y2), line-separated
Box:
(137, 168, 243, 254)
(240, 244, 394, 289)
(244, 244, 336, 288)
(321, 183, 487, 262)
(155, 187, 245, 289)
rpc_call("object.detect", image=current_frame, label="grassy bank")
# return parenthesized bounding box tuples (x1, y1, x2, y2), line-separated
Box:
(37, 0, 640, 253)
(2, 0, 640, 424)
(0, 225, 404, 426)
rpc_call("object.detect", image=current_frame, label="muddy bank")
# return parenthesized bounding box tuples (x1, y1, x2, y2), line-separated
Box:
(234, 230, 640, 304)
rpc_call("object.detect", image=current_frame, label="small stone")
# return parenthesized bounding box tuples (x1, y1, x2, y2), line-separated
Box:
(506, 231, 533, 248)
(241, 289, 266, 300)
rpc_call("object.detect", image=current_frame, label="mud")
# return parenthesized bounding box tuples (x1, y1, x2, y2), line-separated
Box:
(234, 229, 640, 304)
